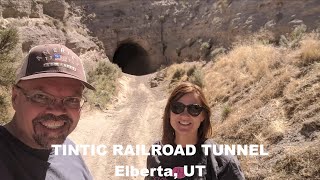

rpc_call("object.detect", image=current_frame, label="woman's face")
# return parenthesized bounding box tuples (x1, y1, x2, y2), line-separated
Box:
(170, 92, 205, 138)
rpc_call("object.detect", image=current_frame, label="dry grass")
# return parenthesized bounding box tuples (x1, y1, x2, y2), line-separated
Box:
(270, 142, 320, 180)
(164, 63, 197, 80)
(199, 32, 320, 179)
(0, 27, 18, 125)
(0, 88, 10, 124)
(161, 34, 320, 180)
(297, 33, 320, 66)
(0, 87, 14, 125)
(148, 29, 318, 179)
(162, 62, 205, 90)
(85, 60, 122, 109)
(205, 42, 283, 106)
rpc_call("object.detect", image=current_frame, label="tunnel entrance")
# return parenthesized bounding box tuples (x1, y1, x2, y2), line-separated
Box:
(113, 42, 151, 75)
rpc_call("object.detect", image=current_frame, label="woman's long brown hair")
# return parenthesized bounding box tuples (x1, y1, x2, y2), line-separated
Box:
(161, 82, 212, 145)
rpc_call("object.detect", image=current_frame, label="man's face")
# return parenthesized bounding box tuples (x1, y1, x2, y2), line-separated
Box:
(11, 77, 84, 149)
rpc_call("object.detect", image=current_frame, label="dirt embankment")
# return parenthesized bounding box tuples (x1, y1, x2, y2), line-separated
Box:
(70, 73, 167, 180)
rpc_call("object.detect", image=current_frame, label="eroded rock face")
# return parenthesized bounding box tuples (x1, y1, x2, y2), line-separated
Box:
(0, 0, 32, 18)
(0, 0, 101, 69)
(1, 0, 320, 75)
(43, 0, 68, 20)
(73, 0, 320, 74)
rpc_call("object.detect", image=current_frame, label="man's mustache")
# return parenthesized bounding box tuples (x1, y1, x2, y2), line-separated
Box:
(33, 114, 72, 123)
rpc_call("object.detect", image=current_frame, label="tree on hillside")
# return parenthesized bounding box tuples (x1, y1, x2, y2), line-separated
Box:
(0, 27, 19, 124)
(0, 27, 19, 86)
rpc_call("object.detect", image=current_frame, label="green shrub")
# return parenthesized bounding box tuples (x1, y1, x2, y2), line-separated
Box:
(85, 60, 121, 109)
(299, 34, 320, 66)
(159, 15, 166, 23)
(187, 66, 204, 88)
(0, 92, 11, 125)
(291, 24, 307, 40)
(0, 27, 18, 124)
(171, 68, 185, 82)
(221, 105, 231, 121)
(210, 47, 226, 59)
(169, 68, 186, 89)
(186, 65, 196, 76)
(0, 93, 7, 124)
(280, 24, 307, 48)
(0, 28, 19, 86)
(200, 42, 211, 57)
(169, 66, 204, 89)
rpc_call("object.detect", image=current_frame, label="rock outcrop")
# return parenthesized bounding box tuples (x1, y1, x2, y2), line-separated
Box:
(1, 0, 320, 75)
(71, 0, 320, 74)
(0, 0, 103, 66)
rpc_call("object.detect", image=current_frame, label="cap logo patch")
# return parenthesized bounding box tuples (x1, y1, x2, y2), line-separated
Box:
(54, 54, 61, 59)
(43, 62, 77, 71)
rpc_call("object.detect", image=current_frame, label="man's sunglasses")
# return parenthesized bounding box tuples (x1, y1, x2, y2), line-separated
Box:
(170, 102, 204, 117)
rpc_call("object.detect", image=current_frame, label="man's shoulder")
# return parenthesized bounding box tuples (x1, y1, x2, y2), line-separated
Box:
(0, 159, 14, 180)
(50, 138, 80, 158)
(0, 125, 8, 138)
(48, 138, 93, 180)
(0, 126, 13, 149)
(63, 137, 76, 146)
(0, 126, 6, 144)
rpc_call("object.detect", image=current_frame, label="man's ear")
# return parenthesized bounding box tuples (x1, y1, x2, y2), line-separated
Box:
(12, 86, 18, 110)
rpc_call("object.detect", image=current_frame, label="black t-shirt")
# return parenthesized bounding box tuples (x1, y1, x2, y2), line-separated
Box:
(0, 126, 93, 180)
(146, 140, 245, 180)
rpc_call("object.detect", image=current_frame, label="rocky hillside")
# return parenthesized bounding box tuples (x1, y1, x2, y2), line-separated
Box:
(0, 1, 319, 179)
(158, 30, 320, 179)
(1, 0, 319, 75)
(71, 0, 320, 74)
(0, 0, 106, 67)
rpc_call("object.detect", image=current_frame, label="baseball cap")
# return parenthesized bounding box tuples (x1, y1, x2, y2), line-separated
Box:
(16, 44, 95, 90)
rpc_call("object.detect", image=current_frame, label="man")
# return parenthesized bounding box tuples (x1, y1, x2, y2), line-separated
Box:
(0, 44, 95, 179)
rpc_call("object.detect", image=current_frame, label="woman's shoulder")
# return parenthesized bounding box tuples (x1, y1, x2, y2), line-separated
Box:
(202, 138, 235, 164)
(202, 139, 245, 179)
(203, 138, 217, 145)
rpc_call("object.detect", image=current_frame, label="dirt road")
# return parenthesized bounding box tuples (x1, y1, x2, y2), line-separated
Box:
(69, 73, 167, 180)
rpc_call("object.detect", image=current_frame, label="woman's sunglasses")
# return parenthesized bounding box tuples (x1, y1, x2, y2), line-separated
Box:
(170, 102, 204, 117)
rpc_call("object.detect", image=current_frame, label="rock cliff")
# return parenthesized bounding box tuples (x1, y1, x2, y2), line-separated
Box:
(73, 0, 320, 74)
(1, 0, 320, 75)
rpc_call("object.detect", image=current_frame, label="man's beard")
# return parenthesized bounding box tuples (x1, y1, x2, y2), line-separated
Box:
(32, 114, 73, 149)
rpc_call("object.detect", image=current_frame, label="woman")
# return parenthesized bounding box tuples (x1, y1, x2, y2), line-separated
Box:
(146, 82, 245, 180)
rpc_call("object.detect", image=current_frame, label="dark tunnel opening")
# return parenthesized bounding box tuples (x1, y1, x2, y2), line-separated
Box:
(113, 42, 152, 75)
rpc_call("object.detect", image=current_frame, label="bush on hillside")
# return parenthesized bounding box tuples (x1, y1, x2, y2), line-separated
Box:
(168, 64, 205, 89)
(279, 24, 307, 48)
(298, 33, 320, 66)
(186, 65, 204, 88)
(0, 28, 19, 86)
(85, 60, 121, 109)
(170, 68, 185, 83)
(0, 27, 19, 124)
(200, 42, 211, 58)
(0, 93, 10, 124)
